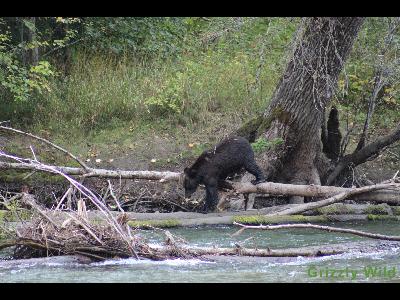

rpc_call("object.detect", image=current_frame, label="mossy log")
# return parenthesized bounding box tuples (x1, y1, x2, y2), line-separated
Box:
(2, 201, 400, 229)
(3, 203, 396, 229)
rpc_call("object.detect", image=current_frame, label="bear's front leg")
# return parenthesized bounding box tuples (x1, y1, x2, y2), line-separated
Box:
(201, 183, 219, 214)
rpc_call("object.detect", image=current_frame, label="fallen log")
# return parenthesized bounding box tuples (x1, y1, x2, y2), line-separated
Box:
(0, 161, 181, 182)
(181, 240, 400, 258)
(170, 245, 342, 257)
(264, 180, 400, 216)
(233, 222, 400, 241)
(232, 181, 400, 203)
(3, 203, 397, 228)
(0, 239, 355, 259)
(2, 237, 398, 261)
(83, 239, 400, 262)
(1, 161, 400, 204)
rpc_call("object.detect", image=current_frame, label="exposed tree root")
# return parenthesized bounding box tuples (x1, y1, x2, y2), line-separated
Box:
(325, 123, 400, 185)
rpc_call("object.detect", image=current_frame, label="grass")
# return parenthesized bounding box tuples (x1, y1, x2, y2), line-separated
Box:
(1, 42, 287, 168)
(32, 49, 278, 133)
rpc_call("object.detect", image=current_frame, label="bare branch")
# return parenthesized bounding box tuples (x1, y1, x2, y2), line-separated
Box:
(0, 125, 90, 170)
(107, 180, 124, 213)
(263, 180, 400, 216)
(326, 123, 400, 185)
(0, 151, 136, 257)
(0, 160, 181, 182)
(233, 222, 400, 241)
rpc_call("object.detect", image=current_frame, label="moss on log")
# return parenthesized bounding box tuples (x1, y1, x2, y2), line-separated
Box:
(364, 204, 392, 215)
(128, 219, 181, 229)
(310, 203, 394, 216)
(367, 215, 400, 221)
(235, 115, 265, 142)
(314, 203, 357, 215)
(392, 206, 400, 216)
(2, 203, 400, 229)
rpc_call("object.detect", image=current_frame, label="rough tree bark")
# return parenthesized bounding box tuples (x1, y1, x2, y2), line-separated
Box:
(237, 18, 365, 203)
(26, 17, 39, 66)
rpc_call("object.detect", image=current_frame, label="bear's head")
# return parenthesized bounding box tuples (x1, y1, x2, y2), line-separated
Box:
(183, 167, 199, 198)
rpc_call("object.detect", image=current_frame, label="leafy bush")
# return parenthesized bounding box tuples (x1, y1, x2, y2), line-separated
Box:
(144, 71, 185, 116)
(82, 17, 189, 57)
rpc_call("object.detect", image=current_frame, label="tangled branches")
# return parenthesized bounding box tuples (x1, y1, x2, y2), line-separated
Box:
(0, 151, 193, 261)
(0, 192, 195, 261)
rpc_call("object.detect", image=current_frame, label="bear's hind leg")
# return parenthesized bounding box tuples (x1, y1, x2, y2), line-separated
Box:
(244, 159, 266, 185)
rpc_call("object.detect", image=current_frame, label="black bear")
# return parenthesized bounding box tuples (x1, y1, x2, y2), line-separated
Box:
(184, 136, 266, 213)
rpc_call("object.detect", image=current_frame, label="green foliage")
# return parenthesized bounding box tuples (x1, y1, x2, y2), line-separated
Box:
(0, 17, 80, 103)
(144, 71, 185, 115)
(1, 17, 297, 132)
(82, 17, 189, 57)
(0, 59, 55, 102)
(251, 137, 269, 152)
(27, 30, 289, 132)
(334, 17, 400, 142)
(251, 137, 284, 153)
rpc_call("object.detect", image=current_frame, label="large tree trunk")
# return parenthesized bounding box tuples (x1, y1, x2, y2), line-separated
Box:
(238, 18, 365, 203)
(26, 17, 39, 66)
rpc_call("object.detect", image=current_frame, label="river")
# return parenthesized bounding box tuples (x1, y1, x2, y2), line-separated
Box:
(1, 220, 400, 282)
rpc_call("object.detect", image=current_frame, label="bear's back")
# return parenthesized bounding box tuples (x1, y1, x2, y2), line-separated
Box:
(191, 136, 252, 178)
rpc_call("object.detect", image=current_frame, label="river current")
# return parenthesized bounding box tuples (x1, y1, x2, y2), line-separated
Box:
(1, 220, 400, 282)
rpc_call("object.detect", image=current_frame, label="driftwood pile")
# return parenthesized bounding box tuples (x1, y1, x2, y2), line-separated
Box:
(0, 192, 201, 261)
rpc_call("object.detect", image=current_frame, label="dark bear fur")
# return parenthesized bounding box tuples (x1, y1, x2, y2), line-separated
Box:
(184, 136, 266, 213)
